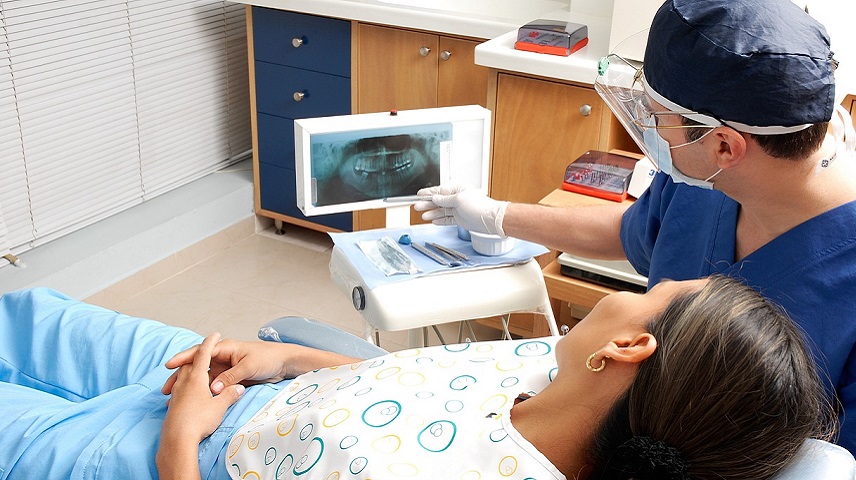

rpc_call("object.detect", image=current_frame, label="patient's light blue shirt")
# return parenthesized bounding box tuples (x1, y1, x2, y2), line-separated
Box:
(621, 172, 856, 453)
(0, 288, 564, 480)
(0, 287, 280, 480)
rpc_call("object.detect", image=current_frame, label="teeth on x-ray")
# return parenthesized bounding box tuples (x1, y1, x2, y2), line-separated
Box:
(310, 125, 450, 207)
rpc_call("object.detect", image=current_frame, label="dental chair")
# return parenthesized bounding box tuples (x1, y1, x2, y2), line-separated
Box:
(259, 316, 856, 480)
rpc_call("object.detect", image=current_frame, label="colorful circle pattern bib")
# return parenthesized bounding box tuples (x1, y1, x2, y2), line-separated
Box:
(226, 338, 563, 479)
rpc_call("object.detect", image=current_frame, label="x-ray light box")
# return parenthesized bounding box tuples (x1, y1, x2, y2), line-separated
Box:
(294, 105, 491, 217)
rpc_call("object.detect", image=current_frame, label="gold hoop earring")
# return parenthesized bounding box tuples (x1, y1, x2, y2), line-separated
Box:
(586, 352, 607, 372)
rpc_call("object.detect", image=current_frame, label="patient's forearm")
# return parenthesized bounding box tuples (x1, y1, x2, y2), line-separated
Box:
(284, 344, 362, 378)
(156, 437, 202, 480)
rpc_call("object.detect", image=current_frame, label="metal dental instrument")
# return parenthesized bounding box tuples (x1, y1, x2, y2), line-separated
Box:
(424, 243, 461, 264)
(411, 242, 460, 267)
(426, 242, 470, 261)
(383, 195, 433, 203)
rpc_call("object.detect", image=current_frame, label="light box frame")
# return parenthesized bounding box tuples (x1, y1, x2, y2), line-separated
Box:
(294, 105, 491, 217)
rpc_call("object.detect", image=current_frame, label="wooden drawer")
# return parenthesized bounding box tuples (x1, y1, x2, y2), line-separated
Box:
(253, 7, 350, 77)
(258, 162, 300, 217)
(255, 62, 351, 119)
(257, 113, 296, 169)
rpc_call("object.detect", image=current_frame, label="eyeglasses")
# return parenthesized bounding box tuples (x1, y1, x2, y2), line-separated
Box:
(630, 93, 716, 131)
(597, 54, 719, 132)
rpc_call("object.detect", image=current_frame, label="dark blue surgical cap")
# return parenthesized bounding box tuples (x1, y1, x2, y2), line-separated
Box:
(643, 0, 836, 131)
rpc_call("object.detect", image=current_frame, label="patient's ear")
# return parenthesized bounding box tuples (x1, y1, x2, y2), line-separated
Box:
(601, 333, 657, 365)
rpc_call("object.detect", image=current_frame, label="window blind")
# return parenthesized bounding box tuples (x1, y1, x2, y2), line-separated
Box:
(0, 5, 27, 261)
(0, 0, 251, 265)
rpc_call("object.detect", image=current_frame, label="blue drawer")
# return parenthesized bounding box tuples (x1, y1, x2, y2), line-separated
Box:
(255, 62, 351, 119)
(259, 163, 353, 231)
(253, 7, 350, 78)
(257, 113, 296, 170)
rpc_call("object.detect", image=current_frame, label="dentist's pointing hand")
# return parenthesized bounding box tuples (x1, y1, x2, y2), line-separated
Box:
(414, 186, 510, 237)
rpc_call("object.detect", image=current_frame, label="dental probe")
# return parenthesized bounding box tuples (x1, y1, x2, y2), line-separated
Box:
(382, 195, 433, 203)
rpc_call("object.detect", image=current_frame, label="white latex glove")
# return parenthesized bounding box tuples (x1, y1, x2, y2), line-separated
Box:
(413, 185, 466, 212)
(414, 186, 510, 237)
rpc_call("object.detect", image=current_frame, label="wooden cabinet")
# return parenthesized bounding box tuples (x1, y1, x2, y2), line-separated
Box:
(490, 73, 636, 204)
(437, 36, 489, 108)
(250, 6, 353, 232)
(352, 24, 490, 230)
(354, 23, 489, 114)
(354, 25, 438, 113)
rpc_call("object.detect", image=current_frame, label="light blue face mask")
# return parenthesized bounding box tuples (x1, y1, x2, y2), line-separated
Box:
(642, 124, 721, 189)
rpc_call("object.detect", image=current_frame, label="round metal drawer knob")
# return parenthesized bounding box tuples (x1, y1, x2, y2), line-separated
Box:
(292, 37, 304, 48)
(579, 104, 592, 116)
(419, 46, 431, 57)
(439, 50, 452, 61)
(293, 92, 306, 102)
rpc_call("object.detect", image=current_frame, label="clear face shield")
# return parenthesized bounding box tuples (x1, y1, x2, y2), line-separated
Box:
(593, 54, 650, 155)
(594, 54, 718, 167)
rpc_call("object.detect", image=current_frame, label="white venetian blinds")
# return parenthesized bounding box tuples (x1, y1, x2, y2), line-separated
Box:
(0, 6, 23, 262)
(0, 0, 251, 264)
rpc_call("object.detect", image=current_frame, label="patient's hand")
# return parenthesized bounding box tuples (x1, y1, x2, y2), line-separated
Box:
(162, 338, 360, 395)
(157, 333, 245, 480)
(162, 333, 244, 439)
(162, 338, 291, 395)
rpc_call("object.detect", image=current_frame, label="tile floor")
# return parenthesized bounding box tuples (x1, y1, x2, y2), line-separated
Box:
(85, 219, 502, 352)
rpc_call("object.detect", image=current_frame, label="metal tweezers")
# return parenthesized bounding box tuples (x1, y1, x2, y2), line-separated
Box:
(411, 242, 461, 267)
(426, 242, 470, 262)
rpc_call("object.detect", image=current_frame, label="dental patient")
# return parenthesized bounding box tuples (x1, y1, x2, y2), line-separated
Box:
(0, 276, 834, 479)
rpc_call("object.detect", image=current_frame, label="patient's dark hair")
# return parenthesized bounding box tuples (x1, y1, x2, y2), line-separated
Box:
(587, 275, 834, 480)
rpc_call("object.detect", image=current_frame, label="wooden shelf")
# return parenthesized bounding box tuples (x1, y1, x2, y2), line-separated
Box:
(543, 259, 617, 309)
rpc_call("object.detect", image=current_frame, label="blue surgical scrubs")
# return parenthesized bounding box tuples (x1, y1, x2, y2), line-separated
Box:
(621, 172, 856, 452)
(0, 288, 285, 480)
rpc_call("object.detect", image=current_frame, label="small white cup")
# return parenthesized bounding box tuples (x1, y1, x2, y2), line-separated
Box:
(470, 232, 515, 256)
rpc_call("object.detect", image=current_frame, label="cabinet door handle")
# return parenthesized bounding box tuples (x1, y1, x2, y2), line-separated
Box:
(292, 37, 304, 48)
(419, 46, 431, 57)
(579, 104, 592, 116)
(293, 91, 306, 102)
(439, 50, 452, 61)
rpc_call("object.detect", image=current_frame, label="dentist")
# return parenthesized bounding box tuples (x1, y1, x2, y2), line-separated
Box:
(416, 0, 856, 452)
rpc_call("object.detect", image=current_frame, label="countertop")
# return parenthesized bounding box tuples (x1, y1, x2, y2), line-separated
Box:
(474, 11, 612, 86)
(230, 0, 853, 100)
(227, 0, 571, 41)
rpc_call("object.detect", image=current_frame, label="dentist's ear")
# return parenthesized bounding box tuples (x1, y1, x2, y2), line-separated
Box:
(599, 333, 657, 365)
(711, 126, 747, 168)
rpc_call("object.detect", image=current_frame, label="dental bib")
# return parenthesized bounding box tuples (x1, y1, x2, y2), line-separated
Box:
(226, 338, 563, 480)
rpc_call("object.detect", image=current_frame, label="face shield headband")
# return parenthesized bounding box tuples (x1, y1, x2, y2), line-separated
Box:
(593, 54, 721, 169)
(595, 54, 854, 178)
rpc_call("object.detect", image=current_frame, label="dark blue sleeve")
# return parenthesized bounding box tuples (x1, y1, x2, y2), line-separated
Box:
(620, 172, 678, 278)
